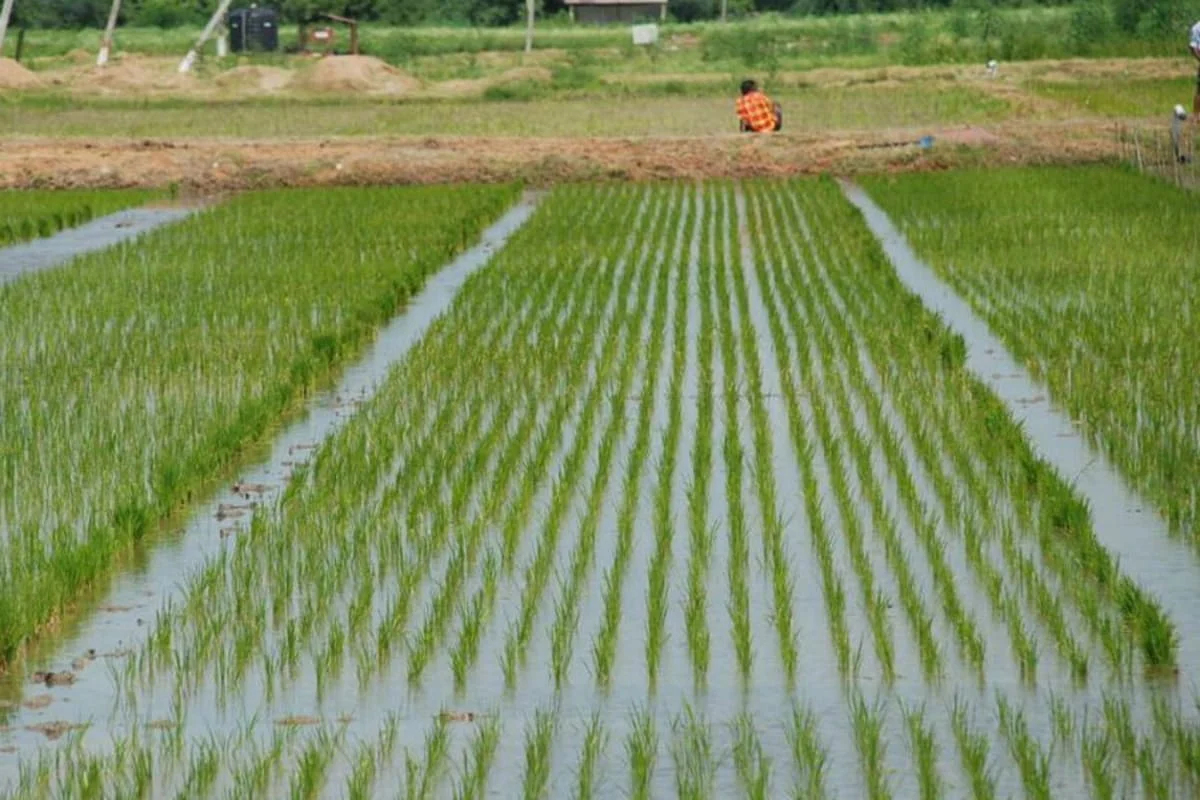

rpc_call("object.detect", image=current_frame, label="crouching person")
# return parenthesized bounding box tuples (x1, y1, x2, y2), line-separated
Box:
(736, 79, 781, 133)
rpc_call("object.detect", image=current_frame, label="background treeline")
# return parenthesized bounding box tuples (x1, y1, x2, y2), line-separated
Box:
(9, 0, 1195, 35)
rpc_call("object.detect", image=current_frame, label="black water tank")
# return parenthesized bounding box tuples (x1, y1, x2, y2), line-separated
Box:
(228, 7, 279, 53)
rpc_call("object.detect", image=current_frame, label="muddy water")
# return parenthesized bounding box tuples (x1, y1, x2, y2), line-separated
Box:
(0, 194, 543, 764)
(842, 180, 1200, 674)
(0, 208, 194, 284)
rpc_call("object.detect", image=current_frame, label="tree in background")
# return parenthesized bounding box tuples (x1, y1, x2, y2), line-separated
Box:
(9, 0, 1199, 38)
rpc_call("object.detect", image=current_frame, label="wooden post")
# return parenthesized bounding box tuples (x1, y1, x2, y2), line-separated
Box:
(98, 0, 122, 66)
(178, 0, 234, 73)
(0, 0, 16, 56)
(524, 0, 535, 53)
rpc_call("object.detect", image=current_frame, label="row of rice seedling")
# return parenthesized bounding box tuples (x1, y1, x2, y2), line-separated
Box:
(0, 189, 157, 247)
(5, 178, 1199, 797)
(860, 166, 1200, 547)
(0, 184, 519, 670)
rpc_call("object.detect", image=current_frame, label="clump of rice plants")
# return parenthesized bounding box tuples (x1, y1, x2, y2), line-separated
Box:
(0, 188, 157, 247)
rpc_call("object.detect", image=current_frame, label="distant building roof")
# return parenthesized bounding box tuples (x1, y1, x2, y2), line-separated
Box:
(564, 0, 666, 5)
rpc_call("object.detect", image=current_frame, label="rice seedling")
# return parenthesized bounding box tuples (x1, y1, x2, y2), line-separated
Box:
(573, 712, 608, 800)
(521, 707, 558, 800)
(864, 167, 1200, 547)
(903, 703, 943, 800)
(0, 183, 520, 669)
(7, 178, 1197, 800)
(951, 697, 996, 800)
(785, 704, 829, 800)
(671, 706, 716, 800)
(0, 188, 157, 247)
(850, 693, 891, 800)
(626, 708, 658, 800)
(731, 712, 773, 800)
(996, 694, 1051, 800)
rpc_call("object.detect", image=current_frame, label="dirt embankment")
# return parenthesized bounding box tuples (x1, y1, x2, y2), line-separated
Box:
(0, 120, 1119, 191)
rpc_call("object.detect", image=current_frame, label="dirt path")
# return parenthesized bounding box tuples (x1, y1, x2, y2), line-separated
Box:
(0, 120, 1120, 191)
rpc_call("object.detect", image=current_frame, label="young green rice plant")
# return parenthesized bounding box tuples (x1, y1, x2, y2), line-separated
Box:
(522, 707, 558, 800)
(626, 708, 658, 800)
(0, 188, 157, 246)
(996, 694, 1051, 800)
(726, 195, 801, 683)
(1102, 693, 1140, 772)
(453, 715, 502, 800)
(684, 195, 717, 689)
(590, 203, 675, 688)
(289, 728, 340, 800)
(671, 705, 716, 800)
(1138, 740, 1172, 800)
(1081, 723, 1117, 800)
(785, 703, 828, 800)
(711, 195, 754, 683)
(742, 204, 853, 679)
(863, 167, 1200, 547)
(902, 703, 943, 800)
(0, 183, 520, 670)
(731, 712, 773, 800)
(1049, 692, 1077, 751)
(408, 716, 452, 800)
(645, 267, 690, 686)
(850, 692, 891, 800)
(346, 738, 381, 800)
(950, 696, 996, 800)
(574, 712, 608, 800)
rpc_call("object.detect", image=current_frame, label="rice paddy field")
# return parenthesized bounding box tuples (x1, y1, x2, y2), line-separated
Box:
(862, 166, 1200, 546)
(0, 189, 156, 247)
(2, 173, 1200, 799)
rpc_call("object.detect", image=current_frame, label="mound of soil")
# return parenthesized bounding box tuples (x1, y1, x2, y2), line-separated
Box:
(74, 57, 194, 93)
(214, 66, 293, 92)
(295, 55, 419, 95)
(0, 58, 42, 90)
(65, 49, 94, 65)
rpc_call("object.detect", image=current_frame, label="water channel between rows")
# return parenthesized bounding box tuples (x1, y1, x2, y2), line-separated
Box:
(841, 179, 1200, 674)
(0, 192, 543, 764)
(0, 208, 195, 284)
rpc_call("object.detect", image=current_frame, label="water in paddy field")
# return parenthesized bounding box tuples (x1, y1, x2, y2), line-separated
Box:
(841, 179, 1200, 673)
(0, 208, 194, 284)
(6, 182, 1200, 798)
(0, 194, 543, 782)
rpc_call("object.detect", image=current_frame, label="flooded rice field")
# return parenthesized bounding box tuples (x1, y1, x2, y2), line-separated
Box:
(3, 179, 1200, 799)
(0, 208, 193, 285)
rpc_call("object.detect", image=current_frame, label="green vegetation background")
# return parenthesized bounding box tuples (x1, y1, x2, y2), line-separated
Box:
(6, 1, 1193, 66)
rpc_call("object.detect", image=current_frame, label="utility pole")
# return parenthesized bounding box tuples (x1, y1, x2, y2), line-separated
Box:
(97, 0, 121, 67)
(0, 0, 16, 57)
(524, 0, 535, 54)
(178, 0, 234, 73)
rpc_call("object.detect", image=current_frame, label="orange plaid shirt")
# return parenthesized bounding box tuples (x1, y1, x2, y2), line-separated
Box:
(736, 90, 776, 132)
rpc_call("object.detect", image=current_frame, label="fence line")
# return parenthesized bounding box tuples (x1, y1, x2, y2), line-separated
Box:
(1116, 120, 1200, 190)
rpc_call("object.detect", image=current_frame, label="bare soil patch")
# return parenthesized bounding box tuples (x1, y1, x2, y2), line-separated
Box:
(0, 120, 1118, 192)
(0, 58, 42, 90)
(68, 56, 196, 94)
(214, 65, 294, 93)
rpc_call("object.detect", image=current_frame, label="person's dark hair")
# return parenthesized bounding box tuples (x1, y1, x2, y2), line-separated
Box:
(740, 79, 757, 95)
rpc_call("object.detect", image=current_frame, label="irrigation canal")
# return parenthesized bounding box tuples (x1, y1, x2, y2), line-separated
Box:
(0, 208, 194, 285)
